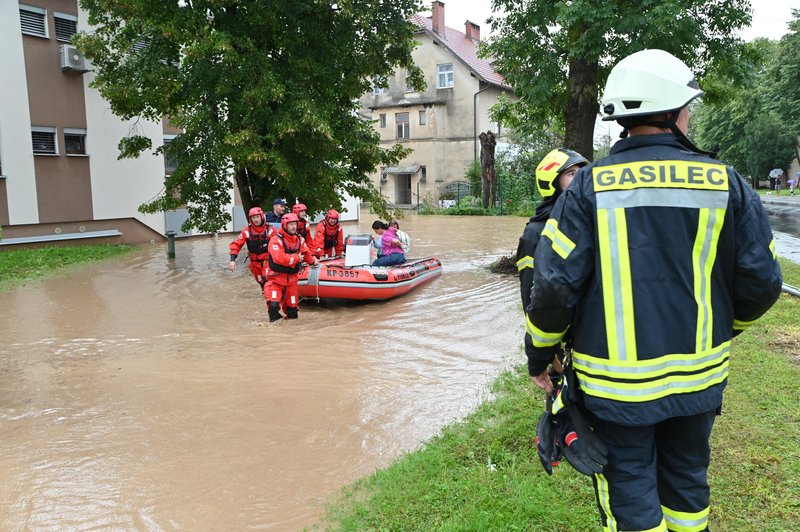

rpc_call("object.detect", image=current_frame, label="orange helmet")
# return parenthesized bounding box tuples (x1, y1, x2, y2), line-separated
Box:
(281, 213, 299, 232)
(292, 203, 307, 214)
(248, 206, 265, 225)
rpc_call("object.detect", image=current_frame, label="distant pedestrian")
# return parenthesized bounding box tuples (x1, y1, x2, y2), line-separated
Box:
(790, 175, 798, 196)
(775, 175, 782, 197)
(264, 198, 286, 224)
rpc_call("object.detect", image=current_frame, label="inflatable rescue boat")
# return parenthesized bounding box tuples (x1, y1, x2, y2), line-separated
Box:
(298, 257, 442, 301)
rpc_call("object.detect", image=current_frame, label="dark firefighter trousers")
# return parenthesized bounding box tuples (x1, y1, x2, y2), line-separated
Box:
(591, 410, 716, 532)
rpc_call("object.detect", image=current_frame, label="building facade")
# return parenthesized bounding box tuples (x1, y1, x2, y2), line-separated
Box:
(359, 1, 514, 208)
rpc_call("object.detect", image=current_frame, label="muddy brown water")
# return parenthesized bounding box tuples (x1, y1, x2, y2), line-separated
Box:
(0, 213, 526, 530)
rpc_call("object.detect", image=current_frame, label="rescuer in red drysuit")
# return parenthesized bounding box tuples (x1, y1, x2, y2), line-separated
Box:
(292, 203, 313, 245)
(263, 213, 317, 322)
(313, 209, 344, 258)
(229, 206, 274, 288)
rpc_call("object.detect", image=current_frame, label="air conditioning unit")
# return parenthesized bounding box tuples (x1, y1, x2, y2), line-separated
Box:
(60, 45, 90, 73)
(380, 173, 387, 182)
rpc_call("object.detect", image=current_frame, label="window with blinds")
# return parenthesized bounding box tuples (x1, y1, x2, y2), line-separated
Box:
(20, 5, 47, 38)
(54, 13, 78, 42)
(32, 128, 57, 155)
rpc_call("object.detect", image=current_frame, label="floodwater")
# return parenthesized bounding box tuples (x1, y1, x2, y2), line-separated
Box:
(765, 204, 800, 238)
(0, 213, 527, 531)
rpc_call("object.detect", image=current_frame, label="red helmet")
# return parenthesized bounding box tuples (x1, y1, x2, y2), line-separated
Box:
(248, 206, 265, 225)
(281, 213, 299, 232)
(292, 203, 307, 214)
(327, 209, 339, 222)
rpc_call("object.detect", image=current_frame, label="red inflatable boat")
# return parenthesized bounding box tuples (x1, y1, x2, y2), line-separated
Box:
(297, 257, 442, 301)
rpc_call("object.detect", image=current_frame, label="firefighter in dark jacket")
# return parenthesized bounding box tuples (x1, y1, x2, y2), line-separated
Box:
(263, 213, 317, 322)
(526, 49, 782, 531)
(228, 206, 274, 288)
(516, 148, 587, 370)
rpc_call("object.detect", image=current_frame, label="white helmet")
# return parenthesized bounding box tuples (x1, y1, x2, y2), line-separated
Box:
(601, 49, 703, 121)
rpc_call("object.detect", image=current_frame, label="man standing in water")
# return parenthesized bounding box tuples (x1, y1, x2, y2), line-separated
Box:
(229, 206, 274, 289)
(264, 213, 317, 322)
(526, 49, 782, 531)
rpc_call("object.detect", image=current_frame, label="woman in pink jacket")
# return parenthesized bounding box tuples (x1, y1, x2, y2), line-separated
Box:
(371, 222, 405, 266)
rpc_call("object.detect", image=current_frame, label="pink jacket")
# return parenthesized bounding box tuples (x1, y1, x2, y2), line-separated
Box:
(381, 227, 404, 256)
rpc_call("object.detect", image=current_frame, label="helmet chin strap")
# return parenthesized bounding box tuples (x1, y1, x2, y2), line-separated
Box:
(619, 110, 716, 158)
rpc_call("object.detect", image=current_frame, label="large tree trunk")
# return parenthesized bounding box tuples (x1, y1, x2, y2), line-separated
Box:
(480, 131, 497, 209)
(234, 167, 254, 214)
(564, 53, 598, 161)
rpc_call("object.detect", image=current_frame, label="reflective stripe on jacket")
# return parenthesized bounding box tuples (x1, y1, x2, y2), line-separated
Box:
(526, 134, 782, 425)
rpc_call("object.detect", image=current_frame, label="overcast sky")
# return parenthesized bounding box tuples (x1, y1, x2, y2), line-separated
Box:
(428, 0, 798, 41)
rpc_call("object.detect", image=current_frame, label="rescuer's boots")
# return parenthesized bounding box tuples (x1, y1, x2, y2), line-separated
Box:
(285, 306, 299, 319)
(268, 302, 282, 322)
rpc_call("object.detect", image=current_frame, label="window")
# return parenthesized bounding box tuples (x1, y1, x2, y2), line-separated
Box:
(163, 136, 178, 174)
(420, 165, 427, 183)
(54, 13, 77, 42)
(379, 114, 386, 128)
(372, 76, 387, 95)
(419, 110, 426, 125)
(20, 4, 47, 38)
(64, 128, 86, 155)
(396, 113, 409, 140)
(31, 127, 57, 155)
(437, 63, 454, 88)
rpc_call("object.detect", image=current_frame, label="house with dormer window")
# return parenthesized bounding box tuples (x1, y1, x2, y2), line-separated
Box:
(359, 1, 514, 207)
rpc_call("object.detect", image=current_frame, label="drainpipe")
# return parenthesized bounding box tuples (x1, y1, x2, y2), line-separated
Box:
(473, 81, 490, 161)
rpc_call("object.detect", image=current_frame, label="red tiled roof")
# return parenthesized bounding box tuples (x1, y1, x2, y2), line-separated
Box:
(410, 14, 511, 90)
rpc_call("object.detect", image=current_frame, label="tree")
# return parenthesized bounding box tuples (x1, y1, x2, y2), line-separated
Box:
(479, 131, 497, 209)
(484, 0, 751, 159)
(763, 8, 800, 163)
(691, 38, 796, 181)
(76, 0, 424, 232)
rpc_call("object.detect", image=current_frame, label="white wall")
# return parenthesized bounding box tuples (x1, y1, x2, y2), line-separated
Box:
(0, 2, 39, 225)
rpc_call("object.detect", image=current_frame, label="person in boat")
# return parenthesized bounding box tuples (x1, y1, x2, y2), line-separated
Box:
(516, 147, 588, 367)
(388, 220, 410, 255)
(371, 222, 405, 266)
(292, 203, 313, 244)
(314, 209, 344, 258)
(263, 213, 318, 322)
(264, 198, 286, 224)
(371, 220, 386, 258)
(228, 206, 275, 289)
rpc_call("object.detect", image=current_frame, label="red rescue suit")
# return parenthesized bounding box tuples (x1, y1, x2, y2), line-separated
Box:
(263, 228, 315, 320)
(297, 218, 313, 247)
(314, 220, 343, 258)
(229, 222, 274, 286)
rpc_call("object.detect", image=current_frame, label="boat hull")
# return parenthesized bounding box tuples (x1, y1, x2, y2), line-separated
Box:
(298, 257, 442, 301)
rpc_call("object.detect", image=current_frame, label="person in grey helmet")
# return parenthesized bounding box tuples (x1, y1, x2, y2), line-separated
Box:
(526, 49, 782, 531)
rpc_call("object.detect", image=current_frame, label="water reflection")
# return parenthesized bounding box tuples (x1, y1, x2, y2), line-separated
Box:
(0, 212, 526, 530)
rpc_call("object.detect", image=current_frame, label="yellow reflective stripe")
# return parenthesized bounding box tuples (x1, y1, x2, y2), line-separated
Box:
(733, 318, 757, 330)
(593, 161, 728, 192)
(577, 361, 729, 403)
(692, 208, 724, 353)
(525, 315, 567, 347)
(640, 519, 668, 532)
(597, 209, 636, 361)
(594, 473, 618, 532)
(662, 505, 709, 532)
(516, 255, 534, 271)
(769, 238, 776, 259)
(542, 219, 576, 259)
(573, 342, 730, 379)
(597, 209, 619, 359)
(615, 209, 637, 359)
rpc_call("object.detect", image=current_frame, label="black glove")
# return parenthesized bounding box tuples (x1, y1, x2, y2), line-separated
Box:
(558, 406, 608, 476)
(536, 410, 559, 475)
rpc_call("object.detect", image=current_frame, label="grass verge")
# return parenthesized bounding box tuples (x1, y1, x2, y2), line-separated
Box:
(0, 244, 136, 290)
(321, 258, 800, 531)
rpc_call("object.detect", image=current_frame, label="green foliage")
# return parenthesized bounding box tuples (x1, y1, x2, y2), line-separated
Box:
(76, 0, 424, 232)
(464, 159, 482, 199)
(0, 245, 134, 289)
(324, 258, 800, 531)
(763, 9, 800, 160)
(484, 0, 752, 156)
(691, 37, 797, 179)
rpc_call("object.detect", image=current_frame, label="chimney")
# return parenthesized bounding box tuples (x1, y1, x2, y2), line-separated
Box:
(431, 1, 445, 35)
(465, 20, 480, 41)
